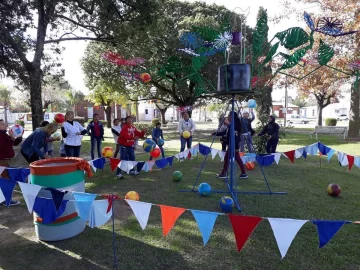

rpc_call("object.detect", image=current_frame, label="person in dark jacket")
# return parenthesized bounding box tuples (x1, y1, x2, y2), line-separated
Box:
(212, 112, 247, 179)
(219, 116, 229, 151)
(257, 115, 280, 153)
(86, 113, 104, 160)
(149, 122, 165, 160)
(0, 119, 23, 206)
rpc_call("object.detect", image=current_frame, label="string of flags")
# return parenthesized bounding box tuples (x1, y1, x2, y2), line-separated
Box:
(0, 179, 357, 259)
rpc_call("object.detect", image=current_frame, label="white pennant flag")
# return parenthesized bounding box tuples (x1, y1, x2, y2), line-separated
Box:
(119, 161, 138, 174)
(272, 153, 282, 164)
(88, 160, 97, 173)
(18, 182, 42, 214)
(181, 150, 190, 159)
(295, 148, 304, 159)
(268, 218, 308, 259)
(211, 149, 219, 160)
(126, 200, 152, 230)
(218, 151, 226, 161)
(338, 152, 348, 166)
(0, 166, 6, 176)
(0, 188, 5, 203)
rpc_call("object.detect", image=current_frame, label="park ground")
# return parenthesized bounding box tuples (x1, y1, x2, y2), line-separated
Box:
(1, 123, 360, 270)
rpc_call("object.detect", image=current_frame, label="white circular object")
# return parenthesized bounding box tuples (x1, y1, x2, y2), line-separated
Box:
(51, 132, 61, 139)
(9, 124, 24, 138)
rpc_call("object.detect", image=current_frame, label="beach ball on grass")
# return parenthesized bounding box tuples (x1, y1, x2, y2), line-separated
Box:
(327, 184, 341, 197)
(173, 171, 183, 182)
(182, 131, 191, 139)
(102, 147, 114, 158)
(9, 124, 24, 138)
(125, 191, 140, 201)
(220, 196, 234, 212)
(245, 162, 255, 170)
(143, 139, 156, 153)
(198, 183, 212, 196)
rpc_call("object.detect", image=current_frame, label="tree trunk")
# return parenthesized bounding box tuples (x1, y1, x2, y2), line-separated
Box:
(29, 70, 44, 130)
(3, 107, 8, 126)
(160, 108, 167, 125)
(348, 79, 360, 137)
(106, 107, 112, 128)
(188, 110, 192, 118)
(317, 105, 323, 126)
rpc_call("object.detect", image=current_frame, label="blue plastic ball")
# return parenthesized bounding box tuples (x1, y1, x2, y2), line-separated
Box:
(157, 139, 164, 146)
(143, 139, 156, 153)
(219, 196, 234, 212)
(198, 183, 212, 196)
(247, 99, 257, 109)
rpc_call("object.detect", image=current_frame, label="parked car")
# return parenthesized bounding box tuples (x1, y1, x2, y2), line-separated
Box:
(337, 114, 349, 121)
(287, 114, 309, 124)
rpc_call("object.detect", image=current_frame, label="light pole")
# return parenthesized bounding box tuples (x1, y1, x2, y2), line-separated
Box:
(284, 75, 288, 127)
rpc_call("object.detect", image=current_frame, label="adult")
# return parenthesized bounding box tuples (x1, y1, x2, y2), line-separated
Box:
(177, 112, 196, 157)
(87, 113, 104, 160)
(257, 115, 280, 153)
(116, 116, 146, 178)
(213, 112, 248, 179)
(239, 108, 256, 153)
(21, 123, 58, 163)
(219, 116, 229, 152)
(111, 118, 121, 158)
(61, 111, 87, 157)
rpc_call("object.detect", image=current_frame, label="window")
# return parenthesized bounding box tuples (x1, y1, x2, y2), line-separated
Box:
(312, 109, 315, 117)
(145, 109, 148, 114)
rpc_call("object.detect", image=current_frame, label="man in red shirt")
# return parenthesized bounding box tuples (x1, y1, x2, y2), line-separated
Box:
(86, 114, 104, 160)
(0, 119, 23, 206)
(116, 116, 146, 178)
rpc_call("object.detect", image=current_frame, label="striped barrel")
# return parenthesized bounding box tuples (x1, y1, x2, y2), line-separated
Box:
(30, 158, 90, 241)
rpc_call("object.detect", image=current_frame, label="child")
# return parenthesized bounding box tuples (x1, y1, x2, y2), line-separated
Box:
(40, 120, 60, 156)
(86, 113, 105, 160)
(111, 118, 121, 158)
(0, 119, 23, 206)
(149, 122, 165, 160)
(59, 139, 66, 157)
(219, 116, 229, 152)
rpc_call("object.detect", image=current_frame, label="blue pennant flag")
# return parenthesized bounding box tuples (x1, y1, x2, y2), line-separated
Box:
(305, 143, 318, 155)
(0, 178, 16, 207)
(191, 210, 219, 245)
(45, 188, 68, 212)
(166, 156, 174, 166)
(73, 192, 97, 221)
(199, 144, 211, 156)
(92, 157, 106, 169)
(155, 158, 168, 169)
(32, 197, 68, 224)
(312, 220, 349, 248)
(8, 168, 30, 183)
(318, 142, 331, 155)
(136, 162, 145, 172)
(256, 154, 275, 167)
(302, 149, 307, 159)
(327, 149, 336, 162)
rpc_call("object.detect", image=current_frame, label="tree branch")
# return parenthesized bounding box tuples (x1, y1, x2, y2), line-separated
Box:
(44, 36, 114, 44)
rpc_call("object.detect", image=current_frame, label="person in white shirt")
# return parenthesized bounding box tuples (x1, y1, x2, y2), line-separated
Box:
(61, 111, 87, 157)
(111, 118, 122, 158)
(178, 112, 196, 154)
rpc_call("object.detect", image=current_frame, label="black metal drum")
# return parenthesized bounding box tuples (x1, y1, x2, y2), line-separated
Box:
(217, 64, 251, 92)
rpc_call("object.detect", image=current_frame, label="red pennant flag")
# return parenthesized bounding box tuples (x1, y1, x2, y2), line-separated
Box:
(347, 155, 354, 171)
(187, 151, 192, 160)
(109, 158, 121, 171)
(228, 214, 263, 252)
(284, 150, 295, 163)
(160, 205, 186, 236)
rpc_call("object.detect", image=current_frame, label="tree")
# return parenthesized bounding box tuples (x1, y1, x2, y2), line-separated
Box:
(0, 0, 157, 130)
(42, 75, 71, 112)
(292, 96, 308, 108)
(0, 85, 11, 124)
(65, 90, 85, 116)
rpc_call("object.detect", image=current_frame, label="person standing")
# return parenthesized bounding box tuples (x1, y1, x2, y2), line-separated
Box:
(257, 115, 280, 153)
(0, 119, 23, 206)
(239, 108, 256, 153)
(61, 111, 87, 157)
(111, 118, 121, 158)
(115, 116, 146, 178)
(21, 123, 58, 163)
(149, 122, 165, 160)
(212, 112, 248, 179)
(178, 112, 196, 159)
(40, 120, 60, 157)
(87, 113, 104, 160)
(219, 116, 229, 152)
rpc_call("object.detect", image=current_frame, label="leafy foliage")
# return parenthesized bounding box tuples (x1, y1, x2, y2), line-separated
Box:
(274, 27, 310, 50)
(325, 118, 337, 126)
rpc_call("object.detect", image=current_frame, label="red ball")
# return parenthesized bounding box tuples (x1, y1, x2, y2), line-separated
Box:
(150, 148, 161, 158)
(54, 113, 65, 124)
(327, 184, 341, 197)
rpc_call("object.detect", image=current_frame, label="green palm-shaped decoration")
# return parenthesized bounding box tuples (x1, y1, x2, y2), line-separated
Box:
(262, 41, 280, 66)
(275, 27, 309, 50)
(318, 39, 334, 66)
(280, 47, 309, 70)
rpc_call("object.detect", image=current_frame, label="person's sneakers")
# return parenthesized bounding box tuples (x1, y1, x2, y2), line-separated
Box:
(0, 200, 20, 207)
(116, 173, 124, 179)
(179, 158, 185, 162)
(239, 173, 248, 179)
(129, 171, 139, 175)
(217, 173, 227, 179)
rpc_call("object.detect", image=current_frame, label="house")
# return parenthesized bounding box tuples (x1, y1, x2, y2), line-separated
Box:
(272, 103, 300, 118)
(76, 100, 127, 122)
(300, 102, 349, 120)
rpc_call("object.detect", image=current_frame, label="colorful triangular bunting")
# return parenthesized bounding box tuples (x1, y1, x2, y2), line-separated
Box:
(312, 220, 348, 248)
(0, 178, 16, 207)
(283, 150, 295, 163)
(18, 182, 42, 214)
(109, 158, 121, 171)
(126, 200, 152, 230)
(347, 155, 354, 171)
(88, 199, 113, 228)
(160, 205, 186, 236)
(191, 210, 219, 245)
(73, 192, 97, 221)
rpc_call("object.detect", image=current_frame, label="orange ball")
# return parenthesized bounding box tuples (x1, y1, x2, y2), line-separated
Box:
(140, 73, 151, 83)
(102, 147, 114, 158)
(125, 191, 140, 201)
(245, 162, 255, 170)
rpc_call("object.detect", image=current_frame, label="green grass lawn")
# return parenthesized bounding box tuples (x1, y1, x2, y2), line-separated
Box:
(1, 133, 360, 269)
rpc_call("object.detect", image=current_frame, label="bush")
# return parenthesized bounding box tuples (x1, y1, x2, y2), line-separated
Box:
(325, 118, 337, 126)
(152, 118, 160, 125)
(16, 120, 25, 127)
(74, 117, 86, 126)
(134, 123, 154, 137)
